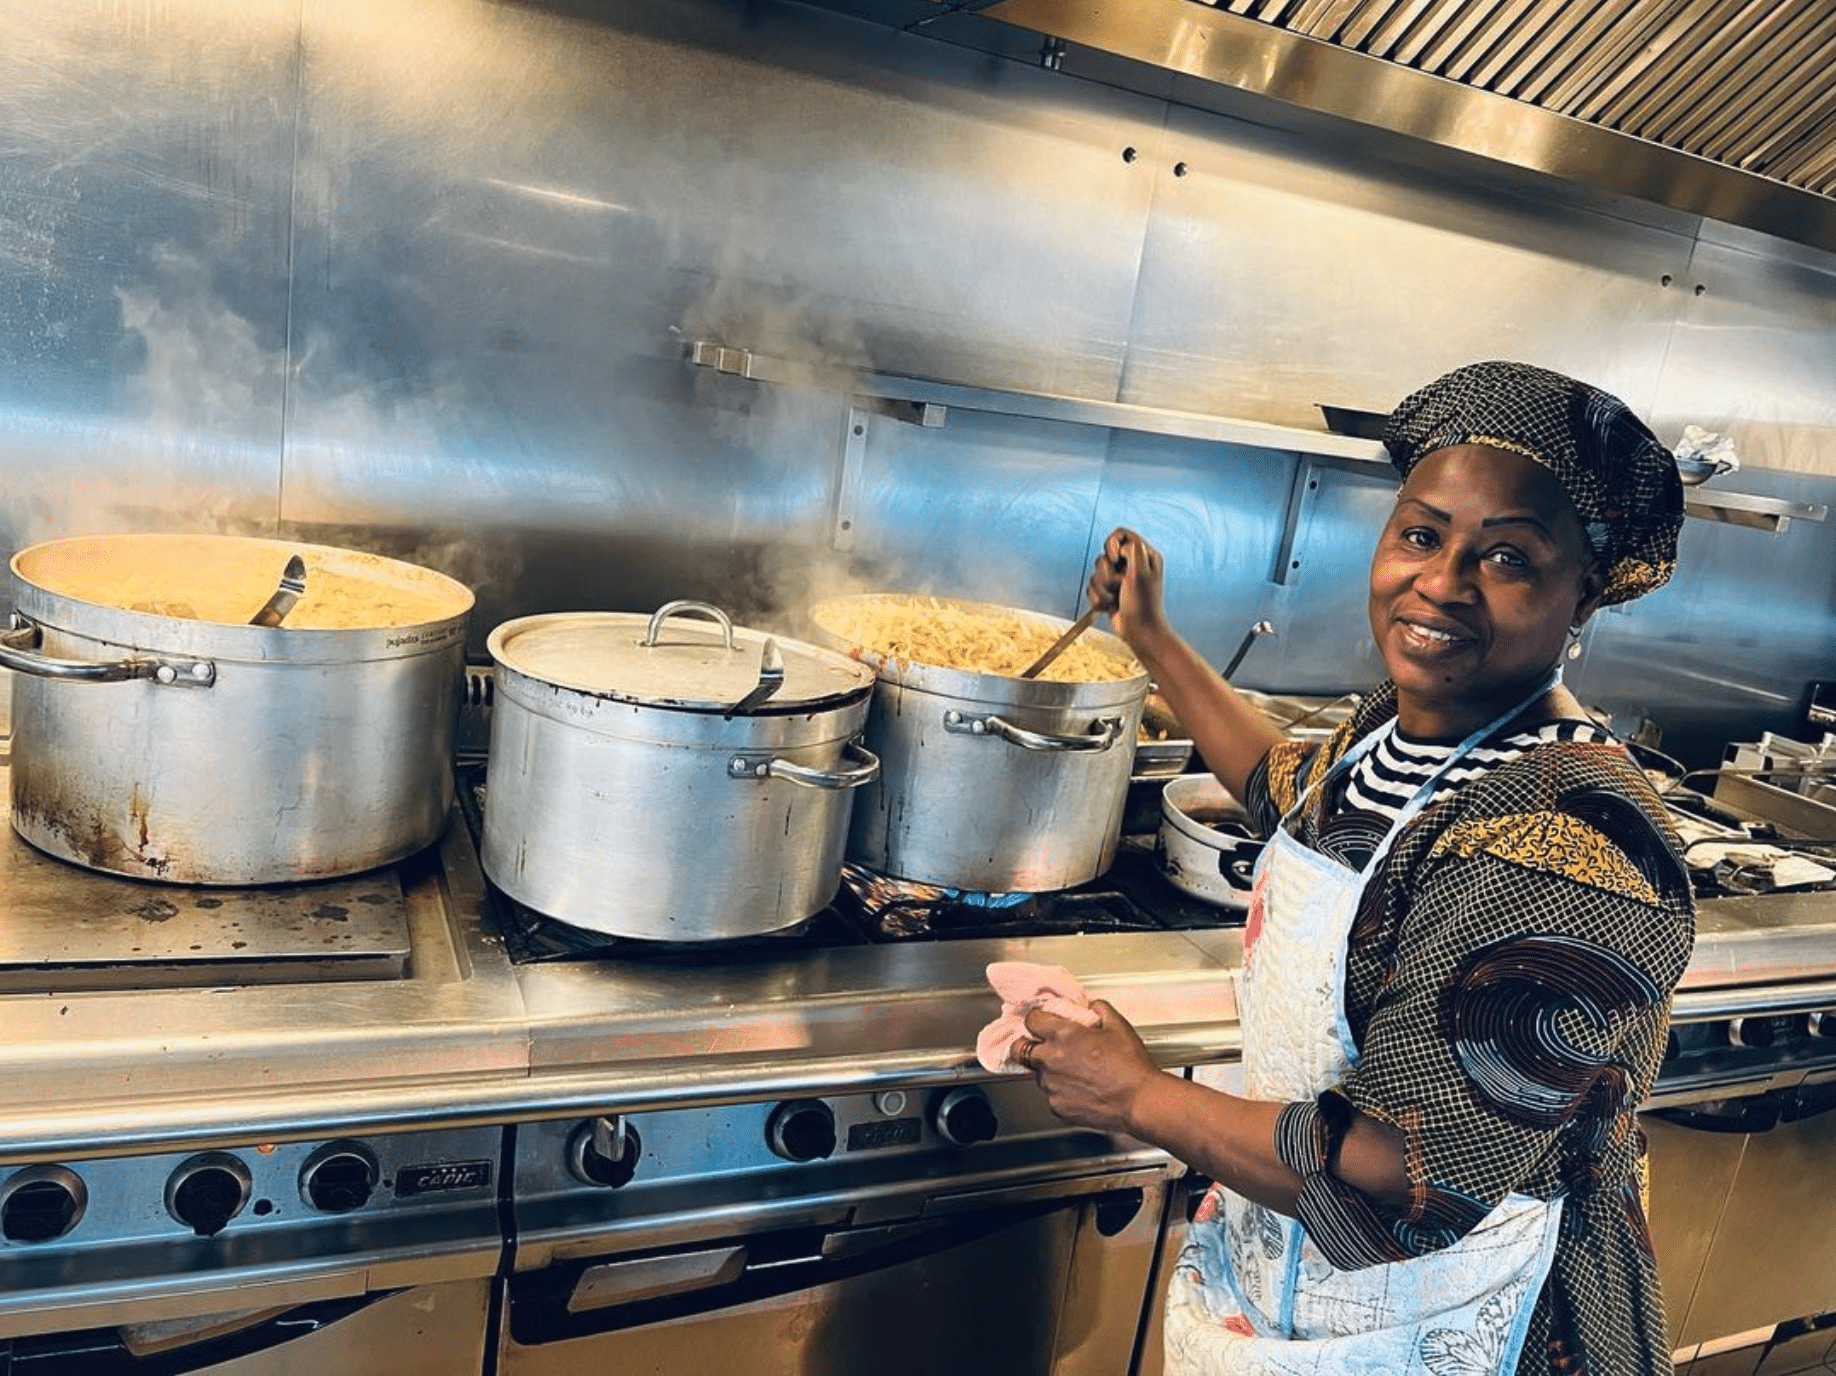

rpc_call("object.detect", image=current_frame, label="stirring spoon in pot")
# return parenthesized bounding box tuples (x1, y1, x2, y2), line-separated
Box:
(1021, 552, 1126, 680)
(1020, 606, 1101, 680)
(249, 554, 308, 628)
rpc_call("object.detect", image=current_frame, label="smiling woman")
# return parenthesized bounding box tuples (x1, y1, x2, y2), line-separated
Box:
(1012, 361, 1696, 1376)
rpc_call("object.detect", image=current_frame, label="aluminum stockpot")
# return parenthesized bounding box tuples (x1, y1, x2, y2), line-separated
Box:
(482, 602, 879, 941)
(810, 594, 1149, 892)
(3, 533, 474, 885)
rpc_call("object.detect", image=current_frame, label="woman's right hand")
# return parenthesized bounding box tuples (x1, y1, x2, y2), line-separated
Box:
(1089, 527, 1168, 650)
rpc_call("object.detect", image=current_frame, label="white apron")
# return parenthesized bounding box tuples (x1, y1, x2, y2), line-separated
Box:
(1164, 678, 1565, 1375)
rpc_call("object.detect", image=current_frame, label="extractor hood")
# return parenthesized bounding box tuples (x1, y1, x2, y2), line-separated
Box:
(814, 0, 1836, 258)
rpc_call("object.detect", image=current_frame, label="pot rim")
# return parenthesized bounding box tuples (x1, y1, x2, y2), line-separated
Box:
(10, 533, 473, 663)
(1160, 773, 1256, 848)
(487, 609, 876, 716)
(808, 592, 1149, 706)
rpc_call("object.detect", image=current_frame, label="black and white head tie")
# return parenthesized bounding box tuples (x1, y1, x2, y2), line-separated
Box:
(1382, 361, 1685, 607)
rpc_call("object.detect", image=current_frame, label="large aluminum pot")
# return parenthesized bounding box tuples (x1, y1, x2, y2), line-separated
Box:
(2, 533, 474, 885)
(482, 602, 879, 941)
(810, 594, 1149, 892)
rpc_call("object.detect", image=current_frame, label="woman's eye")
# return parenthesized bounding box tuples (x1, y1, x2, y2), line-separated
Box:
(1399, 527, 1437, 549)
(1485, 547, 1529, 569)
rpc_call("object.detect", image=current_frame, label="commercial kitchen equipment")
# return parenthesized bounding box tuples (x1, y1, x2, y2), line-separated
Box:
(809, 594, 1150, 893)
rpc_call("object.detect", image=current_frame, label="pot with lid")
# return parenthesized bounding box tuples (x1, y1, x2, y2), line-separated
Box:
(809, 593, 1149, 892)
(481, 601, 879, 941)
(2, 532, 474, 884)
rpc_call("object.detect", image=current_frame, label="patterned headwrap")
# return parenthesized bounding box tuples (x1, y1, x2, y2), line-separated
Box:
(1382, 360, 1684, 606)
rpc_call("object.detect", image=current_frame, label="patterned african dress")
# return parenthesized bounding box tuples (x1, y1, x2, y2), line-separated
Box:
(1213, 682, 1693, 1375)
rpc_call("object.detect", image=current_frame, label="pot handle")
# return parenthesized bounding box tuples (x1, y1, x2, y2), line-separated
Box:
(943, 710, 1125, 753)
(0, 618, 217, 687)
(727, 742, 881, 790)
(645, 600, 735, 650)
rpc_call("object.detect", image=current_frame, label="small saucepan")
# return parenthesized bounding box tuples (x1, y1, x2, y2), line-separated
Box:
(1158, 773, 1262, 910)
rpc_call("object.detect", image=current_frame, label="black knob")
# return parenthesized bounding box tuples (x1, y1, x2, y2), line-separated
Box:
(933, 1088, 998, 1146)
(0, 1166, 86, 1243)
(766, 1099, 836, 1163)
(1728, 1016, 1785, 1049)
(569, 1119, 644, 1188)
(166, 1153, 252, 1238)
(299, 1141, 379, 1214)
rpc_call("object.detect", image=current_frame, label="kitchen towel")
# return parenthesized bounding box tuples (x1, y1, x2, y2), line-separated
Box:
(976, 960, 1102, 1074)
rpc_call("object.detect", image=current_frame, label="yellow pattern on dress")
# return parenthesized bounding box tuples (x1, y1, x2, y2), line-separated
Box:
(1429, 812, 1662, 904)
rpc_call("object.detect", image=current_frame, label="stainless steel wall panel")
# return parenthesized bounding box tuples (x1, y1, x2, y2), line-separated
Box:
(821, 407, 1115, 623)
(1649, 231, 1836, 475)
(278, 0, 1164, 638)
(0, 0, 299, 566)
(1116, 102, 1692, 432)
(1080, 438, 1392, 695)
(1572, 468, 1836, 761)
(1085, 435, 1299, 687)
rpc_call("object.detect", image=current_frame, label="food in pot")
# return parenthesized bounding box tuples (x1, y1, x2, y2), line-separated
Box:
(21, 535, 468, 630)
(1138, 692, 1182, 742)
(817, 594, 1140, 683)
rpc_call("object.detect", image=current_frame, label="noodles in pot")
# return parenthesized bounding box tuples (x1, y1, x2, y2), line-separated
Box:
(816, 595, 1140, 683)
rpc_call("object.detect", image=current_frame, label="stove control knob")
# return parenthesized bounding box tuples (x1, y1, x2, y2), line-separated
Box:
(933, 1087, 999, 1146)
(1728, 1016, 1779, 1049)
(568, 1118, 644, 1188)
(766, 1099, 836, 1163)
(167, 1152, 252, 1237)
(299, 1141, 380, 1214)
(0, 1165, 86, 1244)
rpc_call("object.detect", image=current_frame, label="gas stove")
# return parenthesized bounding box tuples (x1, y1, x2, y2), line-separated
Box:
(454, 762, 1245, 964)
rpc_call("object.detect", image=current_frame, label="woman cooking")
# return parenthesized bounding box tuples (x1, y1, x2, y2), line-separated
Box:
(1013, 361, 1696, 1374)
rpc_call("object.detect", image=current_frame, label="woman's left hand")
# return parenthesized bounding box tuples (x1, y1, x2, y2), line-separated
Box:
(1018, 999, 1162, 1136)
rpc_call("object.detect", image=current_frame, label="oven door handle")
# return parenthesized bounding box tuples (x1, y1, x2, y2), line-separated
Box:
(1650, 1078, 1836, 1135)
(0, 1292, 400, 1373)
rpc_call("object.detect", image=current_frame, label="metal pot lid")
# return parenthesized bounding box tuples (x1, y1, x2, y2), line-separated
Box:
(489, 602, 875, 713)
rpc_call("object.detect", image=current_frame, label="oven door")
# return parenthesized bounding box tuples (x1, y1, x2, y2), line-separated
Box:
(0, 1280, 492, 1374)
(1646, 1076, 1836, 1352)
(498, 1165, 1172, 1376)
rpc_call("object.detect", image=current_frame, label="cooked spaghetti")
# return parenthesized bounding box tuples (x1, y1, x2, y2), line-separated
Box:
(816, 595, 1140, 683)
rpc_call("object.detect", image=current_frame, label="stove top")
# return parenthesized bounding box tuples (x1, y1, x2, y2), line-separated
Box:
(455, 765, 1246, 964)
(0, 840, 415, 990)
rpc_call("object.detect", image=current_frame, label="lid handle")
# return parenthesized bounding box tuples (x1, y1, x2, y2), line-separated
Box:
(644, 600, 736, 650)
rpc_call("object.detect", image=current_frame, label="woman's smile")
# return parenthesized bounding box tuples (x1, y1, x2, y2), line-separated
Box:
(1394, 615, 1477, 657)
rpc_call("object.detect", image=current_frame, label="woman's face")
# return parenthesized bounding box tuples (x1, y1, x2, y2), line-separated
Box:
(1368, 444, 1603, 739)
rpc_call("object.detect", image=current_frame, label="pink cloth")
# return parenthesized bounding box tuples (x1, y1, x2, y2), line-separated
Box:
(975, 961, 1102, 1074)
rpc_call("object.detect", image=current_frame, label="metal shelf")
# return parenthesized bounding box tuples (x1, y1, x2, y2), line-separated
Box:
(688, 341, 1826, 534)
